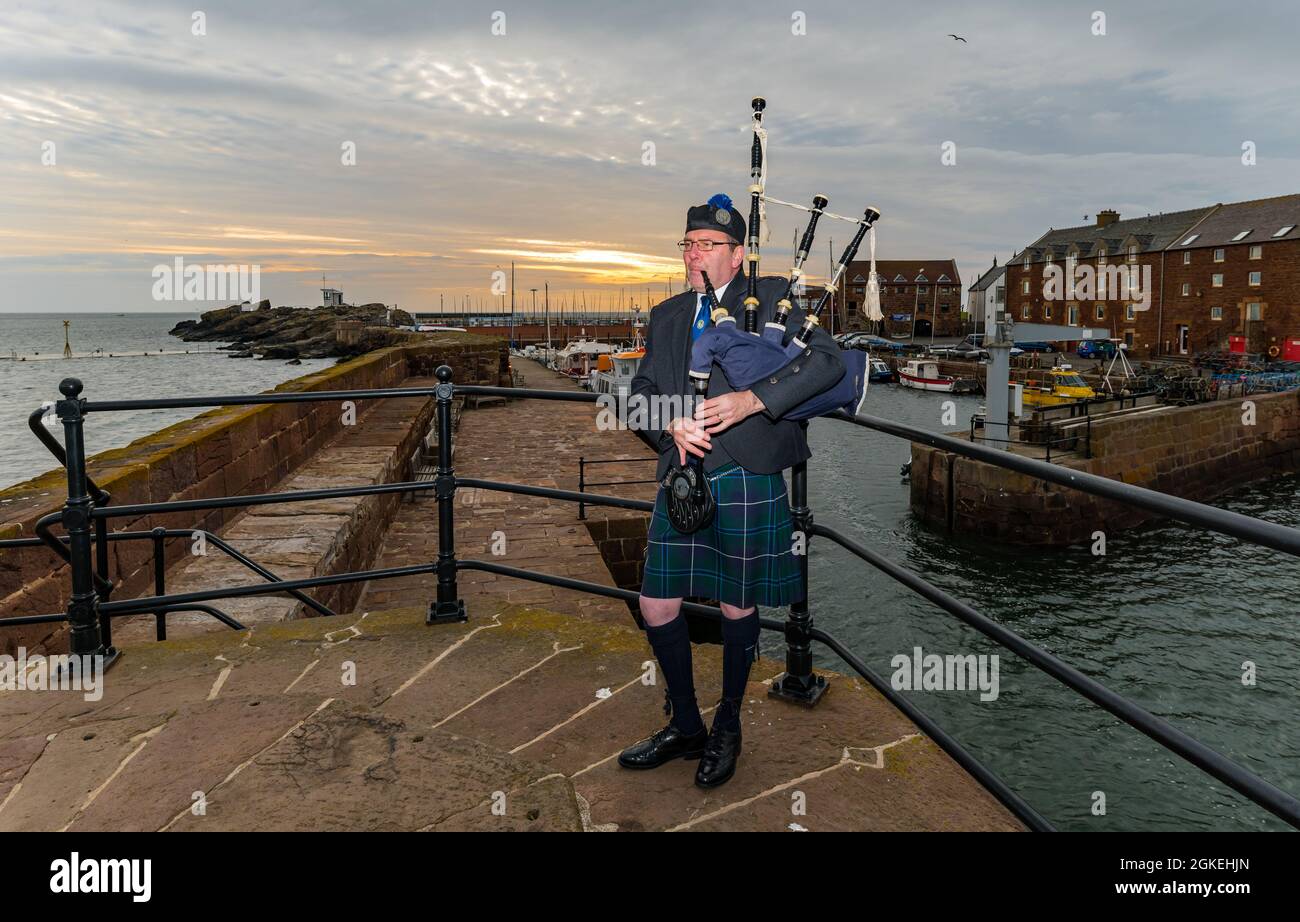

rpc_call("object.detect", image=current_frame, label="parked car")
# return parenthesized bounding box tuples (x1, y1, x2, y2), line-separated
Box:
(1076, 340, 1117, 359)
(931, 334, 988, 359)
(1014, 341, 1057, 353)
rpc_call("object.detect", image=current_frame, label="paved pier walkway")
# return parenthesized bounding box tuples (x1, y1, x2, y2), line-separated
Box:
(0, 602, 1022, 831)
(357, 359, 657, 621)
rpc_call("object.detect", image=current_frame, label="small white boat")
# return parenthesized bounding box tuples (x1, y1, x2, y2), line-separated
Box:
(898, 359, 979, 394)
(550, 338, 617, 388)
(590, 349, 646, 399)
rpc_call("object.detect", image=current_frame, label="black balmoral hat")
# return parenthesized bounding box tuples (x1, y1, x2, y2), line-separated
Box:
(685, 193, 746, 245)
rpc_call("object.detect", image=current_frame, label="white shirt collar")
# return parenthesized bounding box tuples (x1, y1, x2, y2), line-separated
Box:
(698, 278, 732, 308)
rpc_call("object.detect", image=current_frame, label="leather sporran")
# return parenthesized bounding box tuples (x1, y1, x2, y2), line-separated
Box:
(662, 456, 715, 534)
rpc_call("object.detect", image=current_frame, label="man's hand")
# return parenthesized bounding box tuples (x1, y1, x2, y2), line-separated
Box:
(667, 416, 711, 466)
(694, 390, 766, 436)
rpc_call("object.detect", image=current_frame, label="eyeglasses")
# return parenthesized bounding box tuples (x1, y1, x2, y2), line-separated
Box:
(676, 239, 737, 252)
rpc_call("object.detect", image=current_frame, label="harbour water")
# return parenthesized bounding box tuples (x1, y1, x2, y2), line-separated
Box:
(801, 383, 1300, 831)
(0, 313, 330, 491)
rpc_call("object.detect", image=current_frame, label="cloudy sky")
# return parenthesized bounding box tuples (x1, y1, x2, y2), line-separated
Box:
(2, 0, 1298, 314)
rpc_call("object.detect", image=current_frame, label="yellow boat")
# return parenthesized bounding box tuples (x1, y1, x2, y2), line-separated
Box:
(1020, 368, 1096, 407)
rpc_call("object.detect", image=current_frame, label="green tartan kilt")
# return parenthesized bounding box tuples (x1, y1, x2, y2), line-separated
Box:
(641, 461, 804, 610)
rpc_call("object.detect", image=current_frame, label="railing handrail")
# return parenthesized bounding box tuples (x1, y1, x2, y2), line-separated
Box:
(5, 369, 1299, 831)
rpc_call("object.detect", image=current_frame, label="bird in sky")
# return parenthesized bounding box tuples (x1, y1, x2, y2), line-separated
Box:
(948, 34, 967, 42)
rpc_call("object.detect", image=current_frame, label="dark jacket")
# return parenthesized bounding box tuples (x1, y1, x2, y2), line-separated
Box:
(629, 268, 845, 482)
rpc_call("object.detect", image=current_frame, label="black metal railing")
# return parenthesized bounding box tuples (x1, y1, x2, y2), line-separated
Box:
(3, 367, 1299, 832)
(576, 455, 658, 520)
(969, 414, 1092, 462)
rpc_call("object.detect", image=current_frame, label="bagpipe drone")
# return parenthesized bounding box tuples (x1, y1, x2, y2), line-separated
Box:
(687, 97, 884, 422)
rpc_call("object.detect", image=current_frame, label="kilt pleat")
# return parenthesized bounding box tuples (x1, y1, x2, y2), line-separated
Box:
(641, 461, 804, 610)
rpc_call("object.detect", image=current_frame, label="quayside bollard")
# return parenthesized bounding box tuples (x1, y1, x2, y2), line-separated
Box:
(56, 378, 118, 667)
(768, 458, 826, 706)
(428, 365, 467, 625)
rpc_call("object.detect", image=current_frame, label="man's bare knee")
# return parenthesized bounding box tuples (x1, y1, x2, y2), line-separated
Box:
(720, 602, 756, 620)
(639, 595, 683, 627)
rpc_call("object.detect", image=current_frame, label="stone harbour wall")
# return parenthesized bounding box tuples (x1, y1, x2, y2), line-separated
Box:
(910, 388, 1300, 546)
(0, 335, 509, 654)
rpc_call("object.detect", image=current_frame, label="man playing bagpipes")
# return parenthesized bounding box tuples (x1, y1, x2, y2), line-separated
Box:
(618, 193, 847, 788)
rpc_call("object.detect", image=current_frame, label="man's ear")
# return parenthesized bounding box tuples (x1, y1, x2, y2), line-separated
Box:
(732, 245, 744, 270)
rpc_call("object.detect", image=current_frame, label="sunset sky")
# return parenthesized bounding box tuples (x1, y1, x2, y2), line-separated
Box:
(2, 0, 1298, 314)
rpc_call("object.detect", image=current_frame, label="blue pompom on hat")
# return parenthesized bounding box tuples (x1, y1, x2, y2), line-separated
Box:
(685, 193, 746, 244)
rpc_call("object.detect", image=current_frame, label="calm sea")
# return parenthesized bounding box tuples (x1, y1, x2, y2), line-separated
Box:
(0, 312, 330, 491)
(798, 386, 1300, 831)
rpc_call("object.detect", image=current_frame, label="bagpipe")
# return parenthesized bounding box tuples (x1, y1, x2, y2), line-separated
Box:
(687, 97, 883, 422)
(663, 98, 883, 535)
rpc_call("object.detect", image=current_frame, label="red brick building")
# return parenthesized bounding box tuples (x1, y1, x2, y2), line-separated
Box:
(1005, 195, 1300, 359)
(829, 259, 963, 338)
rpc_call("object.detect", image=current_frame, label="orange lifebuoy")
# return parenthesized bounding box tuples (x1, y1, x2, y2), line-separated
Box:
(1268, 345, 1281, 358)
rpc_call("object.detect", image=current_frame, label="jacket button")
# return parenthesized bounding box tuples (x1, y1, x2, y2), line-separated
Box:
(793, 365, 801, 373)
(768, 376, 779, 385)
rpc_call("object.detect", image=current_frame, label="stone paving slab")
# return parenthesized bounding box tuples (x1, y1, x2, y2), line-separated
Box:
(0, 601, 1024, 832)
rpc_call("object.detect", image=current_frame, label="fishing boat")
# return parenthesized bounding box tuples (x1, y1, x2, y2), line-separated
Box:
(868, 357, 894, 383)
(590, 348, 646, 399)
(897, 359, 979, 394)
(552, 336, 618, 384)
(1019, 367, 1097, 408)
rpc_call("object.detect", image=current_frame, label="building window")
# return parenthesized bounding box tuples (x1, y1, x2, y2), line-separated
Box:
(1044, 304, 1053, 320)
(1180, 234, 1200, 246)
(1126, 304, 1136, 320)
(1249, 271, 1261, 286)
(1069, 305, 1079, 324)
(1274, 225, 1295, 238)
(1022, 305, 1031, 319)
(1095, 304, 1105, 320)
(1247, 302, 1262, 321)
(1127, 244, 1137, 263)
(995, 285, 1005, 303)
(1212, 273, 1223, 287)
(1210, 307, 1223, 320)
(1231, 230, 1252, 242)
(1022, 279, 1030, 295)
(1213, 248, 1225, 262)
(1249, 245, 1262, 259)
(941, 303, 950, 312)
(1181, 282, 1190, 296)
(918, 286, 928, 294)
(1024, 254, 1031, 268)
(1182, 251, 1191, 265)
(1124, 331, 1135, 348)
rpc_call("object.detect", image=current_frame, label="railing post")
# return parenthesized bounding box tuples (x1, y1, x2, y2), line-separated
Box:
(56, 378, 117, 668)
(428, 365, 467, 625)
(152, 526, 167, 641)
(95, 510, 113, 650)
(578, 456, 586, 520)
(769, 458, 827, 707)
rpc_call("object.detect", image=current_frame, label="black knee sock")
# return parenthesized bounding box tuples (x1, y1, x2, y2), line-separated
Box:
(645, 615, 704, 735)
(716, 610, 760, 732)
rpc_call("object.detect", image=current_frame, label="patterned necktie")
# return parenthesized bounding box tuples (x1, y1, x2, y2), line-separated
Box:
(691, 293, 711, 343)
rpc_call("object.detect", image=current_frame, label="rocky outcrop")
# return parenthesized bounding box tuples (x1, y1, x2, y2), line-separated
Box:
(169, 302, 415, 359)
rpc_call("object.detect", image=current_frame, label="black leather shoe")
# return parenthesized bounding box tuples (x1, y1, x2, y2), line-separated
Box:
(694, 725, 742, 788)
(618, 723, 708, 770)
